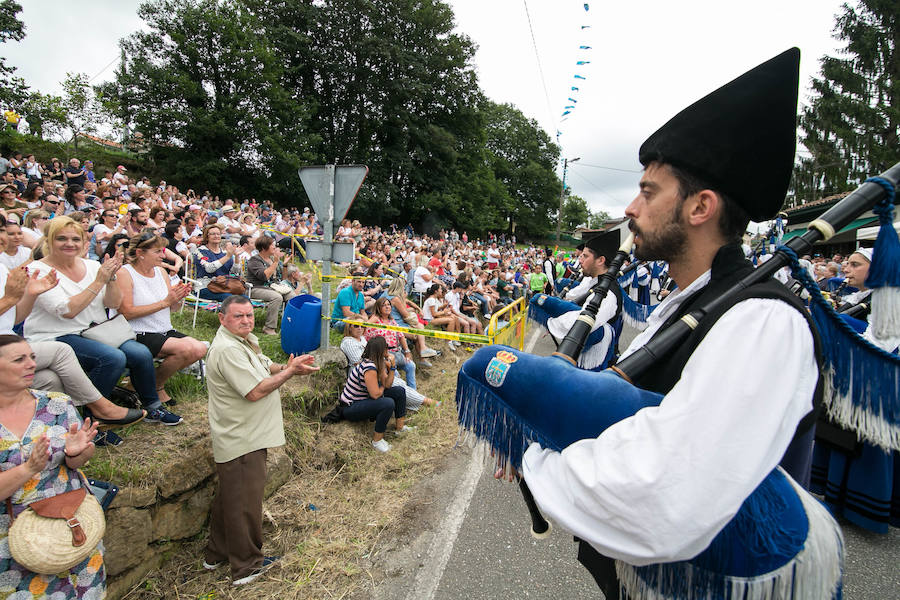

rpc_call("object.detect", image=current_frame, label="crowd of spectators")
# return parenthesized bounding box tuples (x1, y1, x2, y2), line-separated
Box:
(0, 147, 595, 591)
(0, 148, 568, 439)
(0, 149, 587, 452)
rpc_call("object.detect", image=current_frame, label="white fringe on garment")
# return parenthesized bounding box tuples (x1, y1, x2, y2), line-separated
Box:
(869, 286, 900, 341)
(615, 470, 844, 600)
(823, 367, 900, 452)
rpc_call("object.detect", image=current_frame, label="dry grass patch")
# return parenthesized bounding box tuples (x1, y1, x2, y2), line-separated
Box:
(121, 343, 468, 599)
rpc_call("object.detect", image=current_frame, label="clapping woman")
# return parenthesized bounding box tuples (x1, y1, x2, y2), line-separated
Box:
(193, 224, 237, 302)
(0, 334, 106, 597)
(117, 232, 207, 408)
(23, 217, 181, 426)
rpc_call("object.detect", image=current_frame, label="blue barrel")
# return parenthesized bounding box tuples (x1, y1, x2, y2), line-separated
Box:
(281, 294, 322, 355)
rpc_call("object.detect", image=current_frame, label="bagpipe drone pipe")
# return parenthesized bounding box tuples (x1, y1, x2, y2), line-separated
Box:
(455, 162, 898, 587)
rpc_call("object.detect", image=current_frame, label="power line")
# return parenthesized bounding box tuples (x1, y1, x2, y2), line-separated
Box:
(569, 169, 629, 206)
(571, 162, 642, 173)
(88, 54, 121, 83)
(522, 0, 556, 132)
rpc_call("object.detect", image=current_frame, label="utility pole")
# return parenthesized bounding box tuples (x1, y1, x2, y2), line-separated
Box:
(556, 157, 580, 242)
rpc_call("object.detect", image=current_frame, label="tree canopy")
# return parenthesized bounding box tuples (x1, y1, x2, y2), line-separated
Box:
(0, 0, 26, 108)
(96, 0, 562, 237)
(792, 0, 899, 203)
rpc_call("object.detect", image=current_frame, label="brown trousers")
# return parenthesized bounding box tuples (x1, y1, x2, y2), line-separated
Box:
(205, 448, 268, 579)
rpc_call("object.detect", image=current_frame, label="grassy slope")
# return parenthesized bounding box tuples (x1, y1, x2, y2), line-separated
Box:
(85, 261, 470, 599)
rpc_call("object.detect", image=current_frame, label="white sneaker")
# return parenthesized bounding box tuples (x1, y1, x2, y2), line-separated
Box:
(372, 439, 392, 453)
(420, 347, 439, 358)
(448, 340, 458, 350)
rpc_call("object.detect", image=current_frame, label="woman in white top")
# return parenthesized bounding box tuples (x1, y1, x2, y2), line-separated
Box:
(24, 217, 181, 426)
(421, 284, 460, 334)
(336, 218, 354, 242)
(117, 232, 207, 405)
(24, 154, 42, 180)
(21, 209, 49, 249)
(0, 222, 30, 269)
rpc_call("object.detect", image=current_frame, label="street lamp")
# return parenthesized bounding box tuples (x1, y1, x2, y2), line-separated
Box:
(556, 157, 580, 242)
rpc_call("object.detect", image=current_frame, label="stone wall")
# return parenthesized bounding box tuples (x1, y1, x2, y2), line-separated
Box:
(103, 442, 292, 600)
(102, 345, 347, 599)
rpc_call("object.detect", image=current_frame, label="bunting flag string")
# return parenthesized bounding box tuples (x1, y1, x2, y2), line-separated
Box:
(555, 2, 594, 136)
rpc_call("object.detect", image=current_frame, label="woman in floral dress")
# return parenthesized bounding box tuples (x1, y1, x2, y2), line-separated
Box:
(0, 335, 105, 599)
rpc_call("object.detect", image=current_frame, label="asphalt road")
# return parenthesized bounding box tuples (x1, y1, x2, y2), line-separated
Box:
(373, 324, 899, 600)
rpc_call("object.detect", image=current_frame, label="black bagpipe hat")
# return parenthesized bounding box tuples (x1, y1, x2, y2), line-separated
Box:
(638, 48, 800, 221)
(583, 228, 620, 263)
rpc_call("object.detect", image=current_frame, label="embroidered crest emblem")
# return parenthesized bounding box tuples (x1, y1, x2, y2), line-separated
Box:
(495, 350, 518, 364)
(485, 358, 511, 388)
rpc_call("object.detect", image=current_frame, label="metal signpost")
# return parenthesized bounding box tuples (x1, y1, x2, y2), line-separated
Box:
(298, 164, 368, 349)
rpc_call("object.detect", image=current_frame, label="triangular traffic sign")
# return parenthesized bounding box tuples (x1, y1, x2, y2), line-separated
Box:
(298, 165, 368, 223)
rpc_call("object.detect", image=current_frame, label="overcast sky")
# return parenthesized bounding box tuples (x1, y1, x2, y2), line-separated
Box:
(5, 0, 850, 221)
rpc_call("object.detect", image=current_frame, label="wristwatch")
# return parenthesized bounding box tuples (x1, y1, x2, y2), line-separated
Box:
(108, 274, 117, 282)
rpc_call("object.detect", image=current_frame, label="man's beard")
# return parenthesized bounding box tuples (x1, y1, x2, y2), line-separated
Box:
(630, 209, 688, 262)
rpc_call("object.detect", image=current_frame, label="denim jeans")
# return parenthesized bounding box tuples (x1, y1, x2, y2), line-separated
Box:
(471, 292, 490, 315)
(56, 335, 161, 410)
(392, 350, 416, 390)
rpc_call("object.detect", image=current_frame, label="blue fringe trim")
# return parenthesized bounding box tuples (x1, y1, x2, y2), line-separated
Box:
(780, 245, 900, 450)
(622, 292, 656, 326)
(456, 368, 560, 471)
(527, 295, 580, 329)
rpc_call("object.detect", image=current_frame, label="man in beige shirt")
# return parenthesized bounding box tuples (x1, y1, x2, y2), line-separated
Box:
(203, 295, 318, 586)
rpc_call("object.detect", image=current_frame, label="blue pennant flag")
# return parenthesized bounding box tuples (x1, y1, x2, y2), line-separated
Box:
(579, 45, 592, 50)
(567, 97, 577, 103)
(581, 25, 591, 29)
(576, 61, 591, 65)
(571, 86, 579, 91)
(562, 110, 571, 116)
(584, 3, 589, 10)
(564, 105, 575, 109)
(574, 74, 586, 80)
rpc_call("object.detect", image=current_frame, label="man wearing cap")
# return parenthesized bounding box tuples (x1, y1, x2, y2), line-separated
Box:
(218, 206, 242, 242)
(537, 229, 625, 370)
(521, 49, 842, 598)
(113, 165, 129, 190)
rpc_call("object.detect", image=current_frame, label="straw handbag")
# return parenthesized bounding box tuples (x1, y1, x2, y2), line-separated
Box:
(6, 473, 105, 574)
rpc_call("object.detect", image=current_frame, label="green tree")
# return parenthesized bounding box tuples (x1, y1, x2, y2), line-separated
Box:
(106, 0, 310, 199)
(21, 91, 66, 140)
(794, 0, 899, 203)
(482, 101, 561, 238)
(246, 0, 485, 223)
(588, 209, 611, 229)
(561, 194, 591, 230)
(60, 73, 104, 150)
(0, 0, 26, 109)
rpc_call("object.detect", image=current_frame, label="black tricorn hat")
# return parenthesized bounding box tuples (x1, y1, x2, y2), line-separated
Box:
(638, 48, 800, 221)
(583, 228, 620, 264)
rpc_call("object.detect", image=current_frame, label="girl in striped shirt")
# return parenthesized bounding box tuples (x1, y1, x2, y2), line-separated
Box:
(339, 336, 411, 452)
